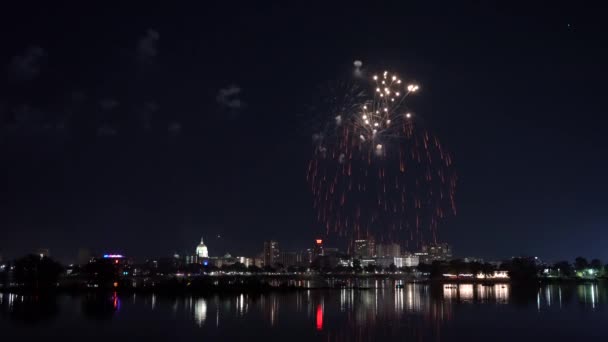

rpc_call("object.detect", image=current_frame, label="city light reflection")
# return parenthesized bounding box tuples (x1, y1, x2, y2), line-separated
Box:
(394, 287, 404, 312)
(194, 298, 207, 326)
(316, 303, 323, 331)
(459, 284, 474, 302)
(578, 284, 599, 309)
(494, 284, 509, 303)
(3, 281, 607, 340)
(405, 284, 423, 312)
(443, 284, 458, 300)
(112, 292, 120, 311)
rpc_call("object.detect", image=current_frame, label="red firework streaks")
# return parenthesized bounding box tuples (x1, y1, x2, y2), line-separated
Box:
(307, 70, 456, 248)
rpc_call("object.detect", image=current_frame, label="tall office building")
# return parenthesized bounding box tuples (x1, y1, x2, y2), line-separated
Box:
(421, 243, 452, 262)
(323, 247, 339, 256)
(376, 243, 401, 258)
(263, 240, 280, 267)
(280, 252, 298, 267)
(403, 254, 420, 267)
(354, 239, 375, 258)
(313, 239, 324, 258)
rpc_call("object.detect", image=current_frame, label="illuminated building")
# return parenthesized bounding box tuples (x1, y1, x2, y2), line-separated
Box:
(376, 257, 406, 268)
(103, 254, 124, 259)
(376, 243, 401, 258)
(253, 257, 264, 268)
(263, 240, 280, 267)
(403, 254, 419, 267)
(313, 239, 324, 258)
(195, 237, 209, 258)
(414, 252, 428, 264)
(354, 239, 375, 258)
(305, 248, 313, 263)
(211, 253, 237, 268)
(374, 254, 418, 268)
(359, 258, 376, 267)
(237, 256, 253, 267)
(185, 255, 199, 265)
(476, 270, 509, 279)
(280, 252, 298, 267)
(337, 258, 353, 267)
(420, 243, 452, 263)
(323, 247, 339, 256)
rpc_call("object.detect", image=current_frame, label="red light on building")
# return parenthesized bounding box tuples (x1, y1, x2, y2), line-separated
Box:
(316, 239, 323, 245)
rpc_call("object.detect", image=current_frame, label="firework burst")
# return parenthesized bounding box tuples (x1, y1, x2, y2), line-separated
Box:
(307, 69, 456, 249)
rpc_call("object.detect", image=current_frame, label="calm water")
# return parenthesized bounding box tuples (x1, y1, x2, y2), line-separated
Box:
(1, 281, 607, 341)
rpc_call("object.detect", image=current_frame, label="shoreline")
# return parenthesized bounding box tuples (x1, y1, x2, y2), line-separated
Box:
(2, 276, 603, 296)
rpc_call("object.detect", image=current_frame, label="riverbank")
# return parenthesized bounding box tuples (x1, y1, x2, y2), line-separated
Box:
(3, 274, 605, 296)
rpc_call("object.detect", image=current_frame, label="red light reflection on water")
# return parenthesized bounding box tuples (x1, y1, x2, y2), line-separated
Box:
(112, 292, 120, 311)
(316, 304, 323, 331)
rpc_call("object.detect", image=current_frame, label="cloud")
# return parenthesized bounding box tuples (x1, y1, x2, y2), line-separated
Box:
(137, 29, 159, 62)
(9, 46, 46, 81)
(216, 85, 244, 110)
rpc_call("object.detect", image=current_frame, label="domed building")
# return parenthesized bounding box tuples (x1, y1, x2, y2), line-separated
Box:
(196, 237, 209, 258)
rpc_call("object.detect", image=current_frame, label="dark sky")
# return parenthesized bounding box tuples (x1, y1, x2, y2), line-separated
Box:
(1, 2, 607, 263)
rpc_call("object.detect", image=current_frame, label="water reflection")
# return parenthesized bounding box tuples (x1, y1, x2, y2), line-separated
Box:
(0, 293, 58, 323)
(533, 283, 603, 310)
(442, 283, 509, 303)
(81, 292, 119, 320)
(316, 303, 323, 331)
(194, 297, 207, 326)
(577, 284, 600, 309)
(1, 282, 608, 340)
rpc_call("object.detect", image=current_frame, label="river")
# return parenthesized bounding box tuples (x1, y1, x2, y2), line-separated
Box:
(1, 280, 607, 341)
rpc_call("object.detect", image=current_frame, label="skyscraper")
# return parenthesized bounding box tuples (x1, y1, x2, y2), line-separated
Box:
(354, 239, 375, 258)
(263, 240, 280, 267)
(376, 243, 401, 258)
(313, 239, 324, 258)
(420, 243, 452, 263)
(280, 252, 298, 267)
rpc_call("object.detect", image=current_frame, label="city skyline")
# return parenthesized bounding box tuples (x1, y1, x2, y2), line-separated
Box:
(0, 236, 577, 267)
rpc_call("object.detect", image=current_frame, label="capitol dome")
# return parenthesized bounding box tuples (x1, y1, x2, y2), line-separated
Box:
(196, 237, 209, 258)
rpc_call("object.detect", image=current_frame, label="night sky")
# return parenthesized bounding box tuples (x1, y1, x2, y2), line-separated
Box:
(1, 2, 607, 263)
